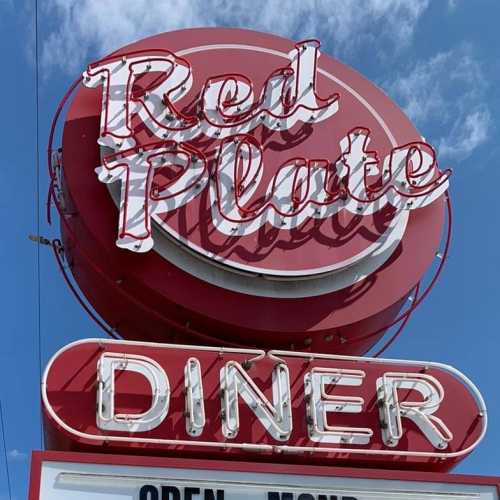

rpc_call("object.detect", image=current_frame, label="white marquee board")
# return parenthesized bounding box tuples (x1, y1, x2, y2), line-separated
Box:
(34, 459, 498, 500)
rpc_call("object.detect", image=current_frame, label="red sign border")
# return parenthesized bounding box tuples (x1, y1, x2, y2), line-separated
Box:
(29, 450, 500, 500)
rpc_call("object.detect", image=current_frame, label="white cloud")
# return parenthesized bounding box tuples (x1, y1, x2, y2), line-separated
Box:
(382, 46, 491, 161)
(438, 108, 491, 159)
(41, 0, 429, 75)
(7, 448, 27, 461)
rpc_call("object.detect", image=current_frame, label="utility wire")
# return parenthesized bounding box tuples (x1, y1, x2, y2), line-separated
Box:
(0, 401, 12, 500)
(34, 0, 44, 449)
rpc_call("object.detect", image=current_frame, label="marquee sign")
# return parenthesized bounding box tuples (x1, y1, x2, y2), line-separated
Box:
(29, 452, 500, 500)
(51, 28, 451, 353)
(42, 339, 485, 471)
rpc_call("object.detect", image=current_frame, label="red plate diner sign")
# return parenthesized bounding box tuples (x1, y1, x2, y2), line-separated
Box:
(42, 339, 485, 472)
(53, 28, 451, 353)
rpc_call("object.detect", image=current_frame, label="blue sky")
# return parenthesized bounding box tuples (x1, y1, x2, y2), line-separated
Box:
(1, 0, 499, 497)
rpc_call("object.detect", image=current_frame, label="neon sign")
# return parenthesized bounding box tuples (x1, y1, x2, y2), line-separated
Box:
(51, 27, 452, 353)
(42, 339, 486, 470)
(84, 42, 449, 254)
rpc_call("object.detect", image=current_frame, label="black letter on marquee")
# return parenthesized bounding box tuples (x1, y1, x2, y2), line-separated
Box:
(140, 485, 159, 500)
(162, 486, 181, 500)
(268, 493, 294, 500)
(185, 487, 201, 500)
(204, 489, 224, 500)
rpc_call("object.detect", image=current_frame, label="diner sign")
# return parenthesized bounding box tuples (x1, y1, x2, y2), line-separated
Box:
(42, 339, 486, 471)
(55, 28, 453, 352)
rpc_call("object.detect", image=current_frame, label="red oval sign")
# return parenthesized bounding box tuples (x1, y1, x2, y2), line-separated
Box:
(56, 28, 450, 353)
(42, 339, 485, 472)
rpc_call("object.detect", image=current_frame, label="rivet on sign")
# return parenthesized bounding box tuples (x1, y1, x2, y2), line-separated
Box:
(121, 56, 126, 64)
(309, 115, 315, 121)
(260, 114, 265, 120)
(85, 75, 91, 82)
(231, 227, 237, 232)
(324, 334, 333, 342)
(242, 360, 252, 371)
(146, 63, 152, 71)
(357, 206, 363, 212)
(281, 220, 287, 226)
(100, 74, 105, 81)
